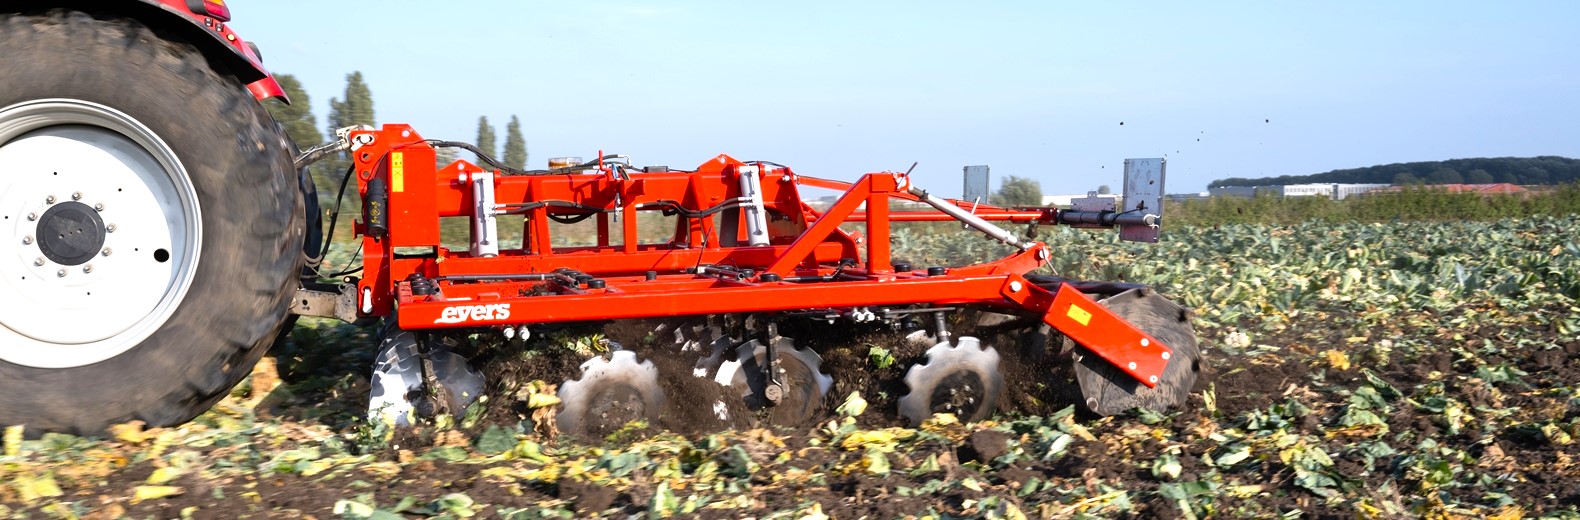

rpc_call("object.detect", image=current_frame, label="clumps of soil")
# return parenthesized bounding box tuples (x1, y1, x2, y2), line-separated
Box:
(452, 309, 1152, 445)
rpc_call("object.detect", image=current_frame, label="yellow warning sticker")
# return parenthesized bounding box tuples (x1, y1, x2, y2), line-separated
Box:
(391, 152, 405, 193)
(1066, 304, 1092, 326)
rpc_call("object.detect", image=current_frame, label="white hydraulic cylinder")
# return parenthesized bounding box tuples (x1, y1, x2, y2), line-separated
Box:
(738, 165, 770, 246)
(470, 170, 500, 257)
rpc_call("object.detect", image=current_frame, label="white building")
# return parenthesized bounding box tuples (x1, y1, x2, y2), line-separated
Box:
(1041, 193, 1119, 207)
(1209, 183, 1391, 200)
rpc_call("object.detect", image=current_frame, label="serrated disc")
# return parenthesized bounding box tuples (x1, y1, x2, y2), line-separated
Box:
(367, 324, 485, 427)
(898, 336, 1005, 426)
(727, 337, 832, 426)
(557, 350, 665, 438)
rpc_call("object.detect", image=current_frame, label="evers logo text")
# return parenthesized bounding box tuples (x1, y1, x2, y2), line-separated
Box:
(434, 304, 511, 324)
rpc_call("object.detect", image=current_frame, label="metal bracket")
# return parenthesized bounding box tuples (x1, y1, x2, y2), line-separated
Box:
(288, 283, 361, 323)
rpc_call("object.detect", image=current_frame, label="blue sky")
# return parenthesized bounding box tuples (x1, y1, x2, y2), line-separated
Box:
(234, 1, 1579, 195)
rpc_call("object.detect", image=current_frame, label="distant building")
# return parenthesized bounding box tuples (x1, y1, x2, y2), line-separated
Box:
(1209, 183, 1389, 200)
(1369, 183, 1527, 195)
(1041, 193, 1119, 207)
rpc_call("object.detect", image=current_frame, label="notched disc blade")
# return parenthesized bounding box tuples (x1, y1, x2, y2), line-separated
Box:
(557, 350, 665, 438)
(729, 337, 832, 427)
(367, 325, 484, 427)
(898, 337, 1005, 426)
(1067, 288, 1202, 416)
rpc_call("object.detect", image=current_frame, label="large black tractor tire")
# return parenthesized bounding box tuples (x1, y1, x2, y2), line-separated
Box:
(0, 11, 303, 435)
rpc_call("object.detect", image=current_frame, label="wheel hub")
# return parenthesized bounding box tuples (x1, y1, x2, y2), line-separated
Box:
(0, 99, 200, 368)
(35, 201, 105, 266)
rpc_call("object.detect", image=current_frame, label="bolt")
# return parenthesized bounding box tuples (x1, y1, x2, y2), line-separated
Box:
(1009, 280, 1024, 292)
(45, 195, 56, 204)
(56, 269, 66, 278)
(22, 235, 32, 245)
(1161, 351, 1171, 360)
(94, 203, 105, 211)
(1149, 375, 1159, 384)
(27, 213, 37, 221)
(102, 247, 112, 256)
(82, 264, 92, 274)
(34, 257, 45, 266)
(1140, 338, 1149, 347)
(72, 192, 82, 201)
(106, 224, 116, 233)
(1127, 362, 1138, 370)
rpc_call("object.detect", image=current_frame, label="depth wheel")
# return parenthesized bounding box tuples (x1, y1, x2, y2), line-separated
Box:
(0, 12, 302, 435)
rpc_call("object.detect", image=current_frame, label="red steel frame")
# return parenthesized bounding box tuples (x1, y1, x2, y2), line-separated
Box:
(346, 125, 1173, 387)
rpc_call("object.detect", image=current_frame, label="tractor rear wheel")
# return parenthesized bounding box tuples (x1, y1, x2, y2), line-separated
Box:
(0, 11, 302, 435)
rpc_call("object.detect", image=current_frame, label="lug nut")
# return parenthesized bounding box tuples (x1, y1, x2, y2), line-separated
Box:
(34, 257, 46, 266)
(27, 213, 37, 221)
(72, 192, 82, 201)
(82, 264, 93, 274)
(21, 235, 32, 245)
(102, 247, 112, 256)
(56, 269, 66, 278)
(106, 224, 116, 233)
(94, 203, 105, 211)
(45, 195, 56, 204)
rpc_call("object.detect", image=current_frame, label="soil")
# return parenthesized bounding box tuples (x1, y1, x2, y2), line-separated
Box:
(7, 300, 1579, 518)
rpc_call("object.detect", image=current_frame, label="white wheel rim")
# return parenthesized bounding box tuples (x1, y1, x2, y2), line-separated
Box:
(0, 99, 202, 368)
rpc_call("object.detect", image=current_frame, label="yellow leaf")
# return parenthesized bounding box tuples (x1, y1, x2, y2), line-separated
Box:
(1325, 424, 1388, 439)
(1488, 505, 1525, 520)
(527, 393, 562, 409)
(3, 425, 21, 457)
(1325, 350, 1351, 371)
(921, 413, 959, 430)
(839, 428, 915, 451)
(835, 392, 868, 418)
(1226, 484, 1263, 498)
(797, 502, 830, 520)
(13, 473, 64, 502)
(132, 486, 184, 504)
(300, 458, 338, 477)
(146, 467, 183, 485)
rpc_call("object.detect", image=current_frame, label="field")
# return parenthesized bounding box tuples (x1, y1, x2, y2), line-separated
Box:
(2, 214, 1579, 519)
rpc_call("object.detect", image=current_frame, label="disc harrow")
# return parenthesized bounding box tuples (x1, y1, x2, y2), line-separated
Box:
(285, 126, 1204, 434)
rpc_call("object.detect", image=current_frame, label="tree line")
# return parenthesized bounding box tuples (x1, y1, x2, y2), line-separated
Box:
(1208, 156, 1580, 188)
(261, 72, 529, 208)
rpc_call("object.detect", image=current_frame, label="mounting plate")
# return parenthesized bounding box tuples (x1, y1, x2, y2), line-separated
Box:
(1120, 158, 1164, 243)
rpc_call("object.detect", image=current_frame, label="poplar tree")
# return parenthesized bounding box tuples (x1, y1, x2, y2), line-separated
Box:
(502, 115, 527, 170)
(475, 116, 497, 166)
(324, 71, 375, 182)
(263, 74, 330, 206)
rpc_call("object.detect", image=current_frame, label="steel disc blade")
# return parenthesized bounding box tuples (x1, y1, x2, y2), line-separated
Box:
(898, 337, 1005, 426)
(557, 350, 665, 438)
(1067, 288, 1202, 416)
(367, 324, 485, 426)
(728, 337, 832, 426)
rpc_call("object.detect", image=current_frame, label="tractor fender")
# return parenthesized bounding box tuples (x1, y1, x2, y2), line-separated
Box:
(1, 0, 287, 103)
